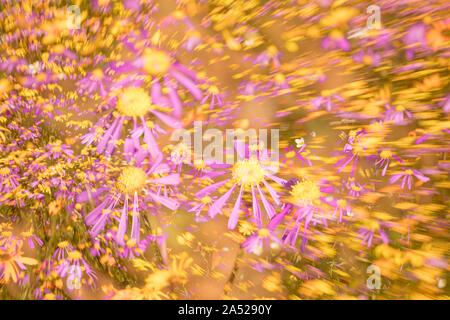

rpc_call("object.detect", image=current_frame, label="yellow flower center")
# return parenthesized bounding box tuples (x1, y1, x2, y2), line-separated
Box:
(126, 238, 136, 247)
(146, 120, 155, 129)
(232, 159, 267, 188)
(200, 196, 212, 204)
(44, 104, 54, 113)
(58, 241, 69, 248)
(51, 142, 62, 153)
(0, 167, 10, 175)
(274, 73, 285, 84)
(116, 167, 147, 194)
(21, 231, 32, 237)
(173, 10, 186, 19)
(92, 68, 104, 79)
(395, 105, 405, 112)
(194, 159, 206, 170)
(44, 293, 56, 300)
(363, 55, 372, 65)
(288, 180, 321, 206)
(257, 228, 270, 238)
(286, 151, 296, 159)
(208, 85, 219, 94)
(405, 169, 413, 175)
(98, 0, 111, 6)
(337, 199, 347, 207)
(330, 29, 343, 39)
(68, 250, 82, 261)
(116, 87, 153, 117)
(172, 143, 189, 157)
(367, 220, 379, 231)
(352, 142, 365, 155)
(152, 227, 163, 236)
(321, 90, 331, 97)
(380, 150, 392, 159)
(142, 49, 172, 76)
(267, 45, 278, 56)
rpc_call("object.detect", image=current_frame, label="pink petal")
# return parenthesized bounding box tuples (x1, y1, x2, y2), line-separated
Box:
(228, 186, 243, 230)
(149, 192, 179, 210)
(131, 192, 140, 242)
(150, 110, 183, 128)
(257, 185, 276, 219)
(196, 179, 230, 198)
(147, 173, 180, 185)
(208, 183, 237, 218)
(116, 195, 129, 245)
(251, 186, 262, 227)
(263, 180, 280, 205)
(169, 69, 203, 100)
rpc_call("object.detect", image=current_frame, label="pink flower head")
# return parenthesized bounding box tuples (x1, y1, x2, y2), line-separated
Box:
(84, 85, 182, 161)
(335, 130, 369, 177)
(56, 250, 97, 290)
(385, 104, 413, 124)
(268, 178, 334, 251)
(282, 141, 317, 167)
(108, 41, 204, 118)
(311, 91, 344, 112)
(389, 168, 430, 190)
(357, 221, 390, 248)
(242, 228, 282, 254)
(78, 158, 179, 246)
(194, 140, 285, 230)
(367, 149, 403, 176)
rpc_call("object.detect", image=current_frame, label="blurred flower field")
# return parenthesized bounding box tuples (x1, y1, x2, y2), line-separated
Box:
(0, 0, 449, 300)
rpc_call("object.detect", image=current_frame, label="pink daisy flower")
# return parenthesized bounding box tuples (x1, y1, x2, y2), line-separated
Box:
(357, 221, 390, 248)
(389, 168, 430, 190)
(367, 149, 403, 176)
(242, 228, 282, 255)
(385, 104, 413, 124)
(109, 41, 204, 118)
(268, 178, 334, 250)
(56, 250, 97, 290)
(335, 130, 369, 177)
(78, 159, 180, 245)
(83, 85, 182, 160)
(194, 141, 285, 230)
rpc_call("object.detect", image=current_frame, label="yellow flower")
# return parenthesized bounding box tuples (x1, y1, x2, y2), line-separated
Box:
(238, 220, 257, 236)
(262, 274, 283, 293)
(48, 197, 65, 216)
(426, 20, 450, 49)
(415, 74, 442, 91)
(0, 240, 37, 283)
(169, 252, 193, 285)
(300, 279, 335, 298)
